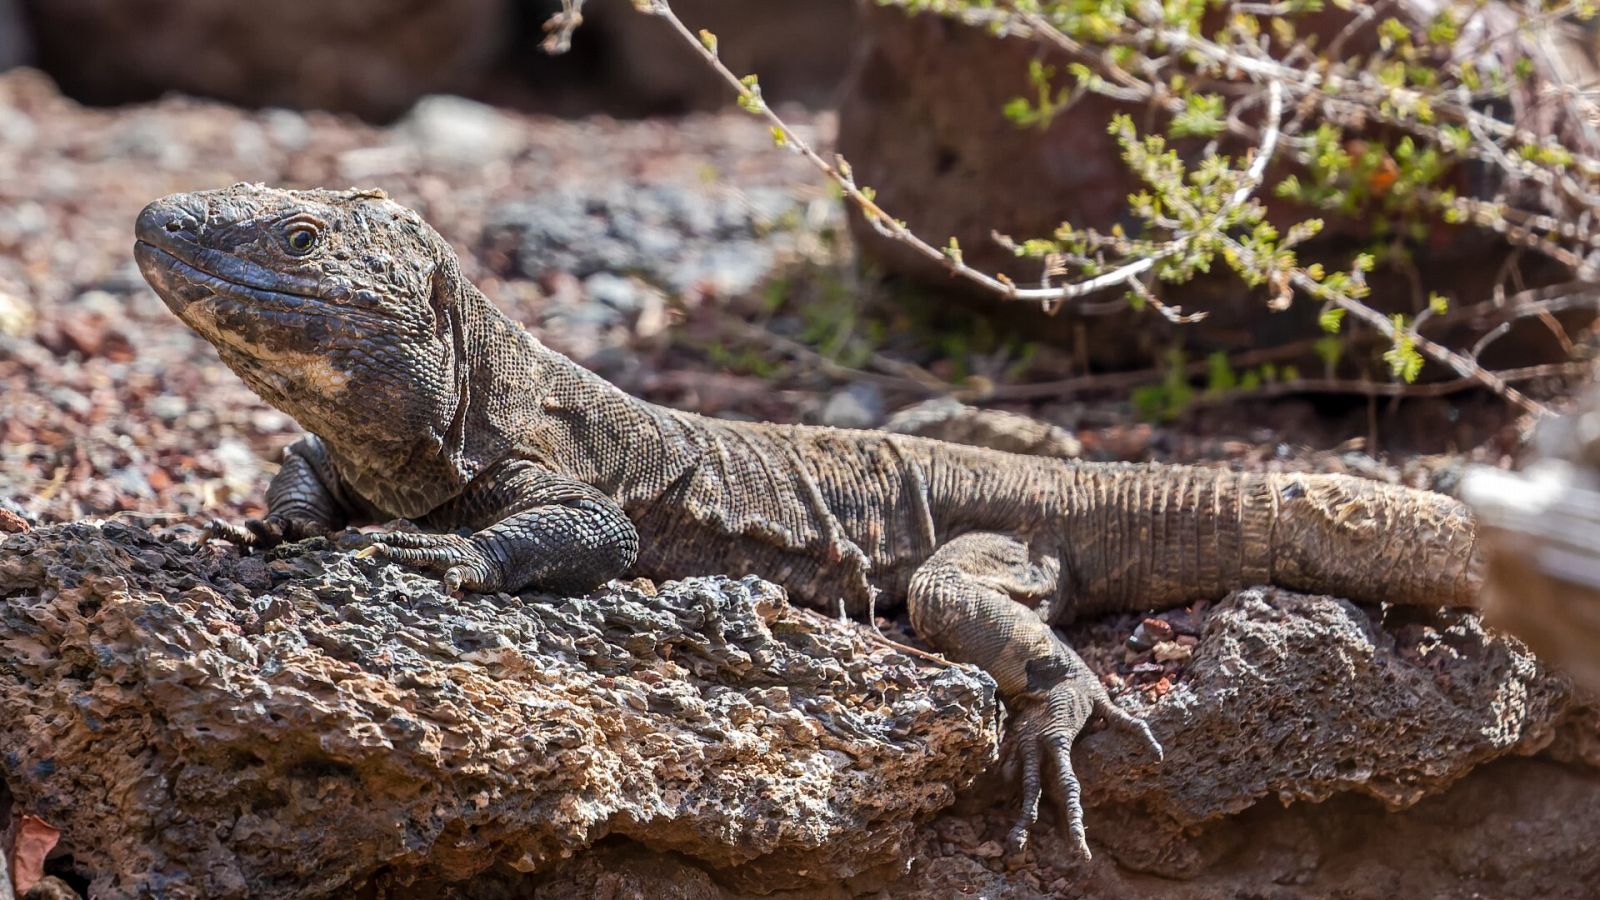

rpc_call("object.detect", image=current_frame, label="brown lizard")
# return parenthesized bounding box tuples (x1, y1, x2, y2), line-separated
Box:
(133, 184, 1482, 859)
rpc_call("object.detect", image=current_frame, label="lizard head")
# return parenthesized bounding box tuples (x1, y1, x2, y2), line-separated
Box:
(134, 184, 471, 462)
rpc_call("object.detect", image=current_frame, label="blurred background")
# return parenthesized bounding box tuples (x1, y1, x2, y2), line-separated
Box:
(1, 3, 1599, 897)
(1, 0, 858, 119)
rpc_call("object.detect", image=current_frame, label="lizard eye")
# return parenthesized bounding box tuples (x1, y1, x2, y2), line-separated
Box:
(285, 223, 319, 254)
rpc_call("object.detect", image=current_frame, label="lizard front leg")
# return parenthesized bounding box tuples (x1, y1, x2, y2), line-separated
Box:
(908, 531, 1161, 860)
(209, 435, 347, 547)
(360, 460, 639, 594)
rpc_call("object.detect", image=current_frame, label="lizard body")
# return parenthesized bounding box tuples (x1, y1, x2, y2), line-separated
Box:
(134, 185, 1481, 858)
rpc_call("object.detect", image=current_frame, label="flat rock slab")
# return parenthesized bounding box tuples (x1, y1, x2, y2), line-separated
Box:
(0, 522, 999, 899)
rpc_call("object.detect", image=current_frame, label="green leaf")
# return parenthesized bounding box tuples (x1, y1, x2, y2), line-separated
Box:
(1318, 306, 1346, 333)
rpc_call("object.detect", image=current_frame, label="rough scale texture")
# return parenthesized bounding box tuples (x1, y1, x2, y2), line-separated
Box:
(130, 184, 1483, 855)
(0, 521, 998, 899)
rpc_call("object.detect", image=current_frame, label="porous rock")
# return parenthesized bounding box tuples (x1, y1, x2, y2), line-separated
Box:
(0, 522, 998, 898)
(338, 587, 1600, 898)
(1074, 587, 1577, 873)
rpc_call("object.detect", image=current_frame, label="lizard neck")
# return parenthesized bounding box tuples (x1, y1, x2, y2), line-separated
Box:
(455, 291, 695, 498)
(316, 278, 506, 519)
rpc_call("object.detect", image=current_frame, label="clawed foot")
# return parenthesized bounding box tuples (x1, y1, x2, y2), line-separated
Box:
(204, 515, 326, 549)
(351, 530, 504, 593)
(1003, 678, 1163, 862)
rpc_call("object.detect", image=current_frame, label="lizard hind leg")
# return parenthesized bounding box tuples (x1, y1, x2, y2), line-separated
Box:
(907, 531, 1161, 861)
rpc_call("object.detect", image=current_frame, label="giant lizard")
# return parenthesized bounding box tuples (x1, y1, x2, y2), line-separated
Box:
(133, 185, 1482, 859)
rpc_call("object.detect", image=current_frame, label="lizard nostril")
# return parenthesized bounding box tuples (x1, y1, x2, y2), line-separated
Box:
(165, 219, 183, 232)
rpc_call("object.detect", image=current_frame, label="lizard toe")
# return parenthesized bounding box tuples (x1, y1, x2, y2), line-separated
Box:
(357, 533, 503, 593)
(1001, 664, 1109, 863)
(1096, 697, 1163, 761)
(443, 562, 499, 593)
(1006, 731, 1044, 855)
(207, 515, 327, 549)
(1043, 733, 1092, 862)
(360, 529, 454, 549)
(207, 516, 289, 548)
(205, 518, 259, 547)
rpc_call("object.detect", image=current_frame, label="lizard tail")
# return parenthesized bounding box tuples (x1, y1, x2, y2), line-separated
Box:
(1258, 470, 1482, 608)
(1063, 464, 1482, 612)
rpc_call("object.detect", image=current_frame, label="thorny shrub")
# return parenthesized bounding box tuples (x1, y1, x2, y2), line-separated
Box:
(545, 0, 1600, 417)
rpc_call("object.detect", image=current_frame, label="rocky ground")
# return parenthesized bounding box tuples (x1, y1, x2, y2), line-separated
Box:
(1, 67, 1598, 897)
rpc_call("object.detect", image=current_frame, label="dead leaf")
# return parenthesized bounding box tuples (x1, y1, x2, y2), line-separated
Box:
(10, 815, 61, 895)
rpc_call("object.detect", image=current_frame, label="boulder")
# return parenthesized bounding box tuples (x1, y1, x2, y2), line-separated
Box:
(483, 182, 812, 299)
(17, 0, 507, 120)
(0, 0, 28, 72)
(1, 523, 1591, 896)
(0, 522, 998, 898)
(1071, 588, 1577, 873)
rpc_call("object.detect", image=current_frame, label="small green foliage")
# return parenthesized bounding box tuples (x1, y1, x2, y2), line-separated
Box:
(1377, 17, 1409, 49)
(735, 74, 764, 113)
(1132, 350, 1196, 421)
(1314, 335, 1343, 367)
(1318, 305, 1345, 333)
(1205, 351, 1237, 393)
(1383, 314, 1425, 382)
(1170, 93, 1226, 138)
(1004, 60, 1075, 129)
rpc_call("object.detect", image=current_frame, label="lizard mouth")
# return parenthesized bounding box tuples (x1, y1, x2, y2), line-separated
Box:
(133, 240, 341, 321)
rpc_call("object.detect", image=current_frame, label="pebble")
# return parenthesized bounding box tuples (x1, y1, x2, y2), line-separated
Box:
(1127, 617, 1175, 651)
(583, 272, 648, 315)
(1152, 640, 1192, 664)
(147, 395, 188, 422)
(820, 382, 884, 429)
(0, 506, 30, 534)
(0, 290, 33, 337)
(399, 94, 522, 168)
(972, 840, 1005, 859)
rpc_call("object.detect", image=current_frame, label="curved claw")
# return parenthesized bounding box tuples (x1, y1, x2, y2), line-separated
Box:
(1095, 697, 1164, 761)
(205, 518, 261, 546)
(205, 515, 328, 550)
(356, 530, 501, 594)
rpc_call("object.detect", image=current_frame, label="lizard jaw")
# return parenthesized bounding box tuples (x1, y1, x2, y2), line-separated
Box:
(133, 240, 214, 317)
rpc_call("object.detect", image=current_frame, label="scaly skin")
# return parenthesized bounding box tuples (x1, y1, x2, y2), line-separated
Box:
(134, 185, 1483, 859)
